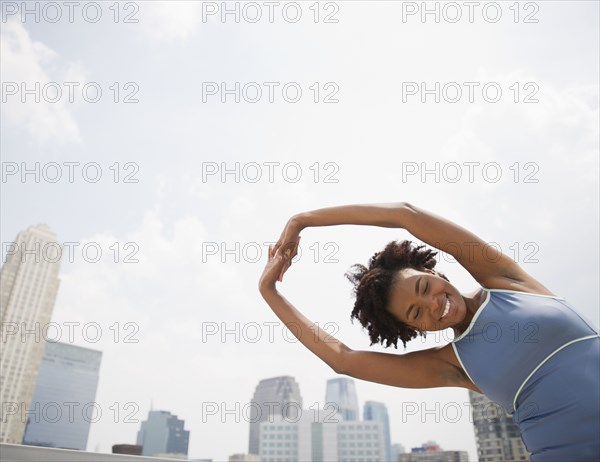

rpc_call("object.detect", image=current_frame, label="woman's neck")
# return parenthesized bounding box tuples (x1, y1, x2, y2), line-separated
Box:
(453, 288, 487, 337)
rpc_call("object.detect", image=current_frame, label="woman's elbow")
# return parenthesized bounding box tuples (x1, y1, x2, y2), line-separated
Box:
(330, 345, 352, 375)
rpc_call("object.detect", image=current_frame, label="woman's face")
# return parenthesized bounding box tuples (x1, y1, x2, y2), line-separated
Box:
(387, 267, 467, 332)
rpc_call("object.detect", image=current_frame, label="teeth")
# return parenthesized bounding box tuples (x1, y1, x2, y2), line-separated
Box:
(441, 299, 450, 319)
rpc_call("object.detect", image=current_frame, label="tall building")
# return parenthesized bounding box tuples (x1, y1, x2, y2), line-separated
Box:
(136, 410, 190, 457)
(0, 225, 62, 443)
(363, 401, 392, 462)
(248, 376, 303, 455)
(259, 409, 386, 462)
(398, 446, 469, 462)
(469, 390, 529, 461)
(337, 420, 386, 462)
(22, 341, 102, 449)
(325, 378, 359, 421)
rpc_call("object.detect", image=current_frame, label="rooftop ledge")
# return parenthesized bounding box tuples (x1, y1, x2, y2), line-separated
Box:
(0, 444, 205, 462)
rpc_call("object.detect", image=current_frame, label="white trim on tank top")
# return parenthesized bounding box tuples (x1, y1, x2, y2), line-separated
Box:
(452, 287, 566, 343)
(484, 287, 566, 301)
(512, 334, 600, 412)
(451, 287, 596, 416)
(451, 342, 477, 387)
(451, 286, 568, 406)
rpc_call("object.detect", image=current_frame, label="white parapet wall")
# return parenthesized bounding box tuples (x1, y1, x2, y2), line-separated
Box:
(0, 444, 206, 462)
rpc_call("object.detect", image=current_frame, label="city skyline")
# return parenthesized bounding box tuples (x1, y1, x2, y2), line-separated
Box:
(0, 239, 582, 460)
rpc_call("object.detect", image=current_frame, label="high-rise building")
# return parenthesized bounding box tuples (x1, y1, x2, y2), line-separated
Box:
(337, 420, 386, 462)
(397, 441, 468, 462)
(259, 409, 386, 462)
(0, 225, 62, 443)
(469, 390, 529, 461)
(325, 378, 359, 421)
(22, 341, 102, 449)
(363, 401, 392, 462)
(398, 447, 469, 462)
(136, 410, 190, 457)
(248, 376, 303, 455)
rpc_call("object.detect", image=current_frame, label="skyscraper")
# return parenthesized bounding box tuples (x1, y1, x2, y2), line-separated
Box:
(22, 341, 102, 449)
(469, 390, 529, 461)
(259, 409, 386, 462)
(363, 401, 392, 462)
(325, 377, 359, 421)
(0, 225, 62, 443)
(248, 376, 303, 455)
(136, 410, 190, 457)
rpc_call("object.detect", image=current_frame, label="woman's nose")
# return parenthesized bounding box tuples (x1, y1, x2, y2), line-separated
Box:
(425, 295, 439, 314)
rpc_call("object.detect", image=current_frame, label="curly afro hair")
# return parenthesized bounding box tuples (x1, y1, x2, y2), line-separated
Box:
(345, 240, 449, 350)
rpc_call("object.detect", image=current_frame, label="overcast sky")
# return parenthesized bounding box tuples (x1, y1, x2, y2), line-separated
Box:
(1, 1, 599, 460)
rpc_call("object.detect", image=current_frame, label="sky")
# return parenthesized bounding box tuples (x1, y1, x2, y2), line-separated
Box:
(1, 1, 599, 461)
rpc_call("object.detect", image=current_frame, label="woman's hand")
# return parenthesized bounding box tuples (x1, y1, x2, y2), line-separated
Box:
(259, 239, 300, 294)
(273, 216, 304, 282)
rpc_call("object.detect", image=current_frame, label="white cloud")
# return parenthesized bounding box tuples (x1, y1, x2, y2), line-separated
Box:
(0, 19, 84, 145)
(433, 67, 598, 206)
(136, 1, 204, 42)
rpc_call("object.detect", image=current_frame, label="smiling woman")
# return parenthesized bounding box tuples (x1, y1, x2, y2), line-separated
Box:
(344, 239, 462, 349)
(259, 202, 600, 462)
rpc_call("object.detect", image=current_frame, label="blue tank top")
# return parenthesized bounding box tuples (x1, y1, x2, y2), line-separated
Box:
(452, 288, 600, 460)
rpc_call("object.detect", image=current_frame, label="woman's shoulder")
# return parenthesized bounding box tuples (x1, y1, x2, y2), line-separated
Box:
(479, 275, 559, 298)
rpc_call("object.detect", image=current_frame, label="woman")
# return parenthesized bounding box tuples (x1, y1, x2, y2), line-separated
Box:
(258, 202, 600, 462)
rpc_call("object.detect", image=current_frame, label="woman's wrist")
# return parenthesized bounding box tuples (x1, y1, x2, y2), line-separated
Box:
(259, 279, 275, 294)
(259, 285, 280, 302)
(290, 213, 309, 231)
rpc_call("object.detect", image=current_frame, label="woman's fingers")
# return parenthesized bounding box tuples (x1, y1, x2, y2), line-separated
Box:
(260, 241, 292, 291)
(277, 236, 300, 282)
(293, 236, 301, 254)
(278, 264, 289, 282)
(277, 257, 288, 282)
(274, 219, 297, 257)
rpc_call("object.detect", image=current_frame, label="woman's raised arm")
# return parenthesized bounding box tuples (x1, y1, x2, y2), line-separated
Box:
(259, 243, 347, 372)
(275, 202, 531, 288)
(259, 243, 463, 389)
(273, 203, 409, 281)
